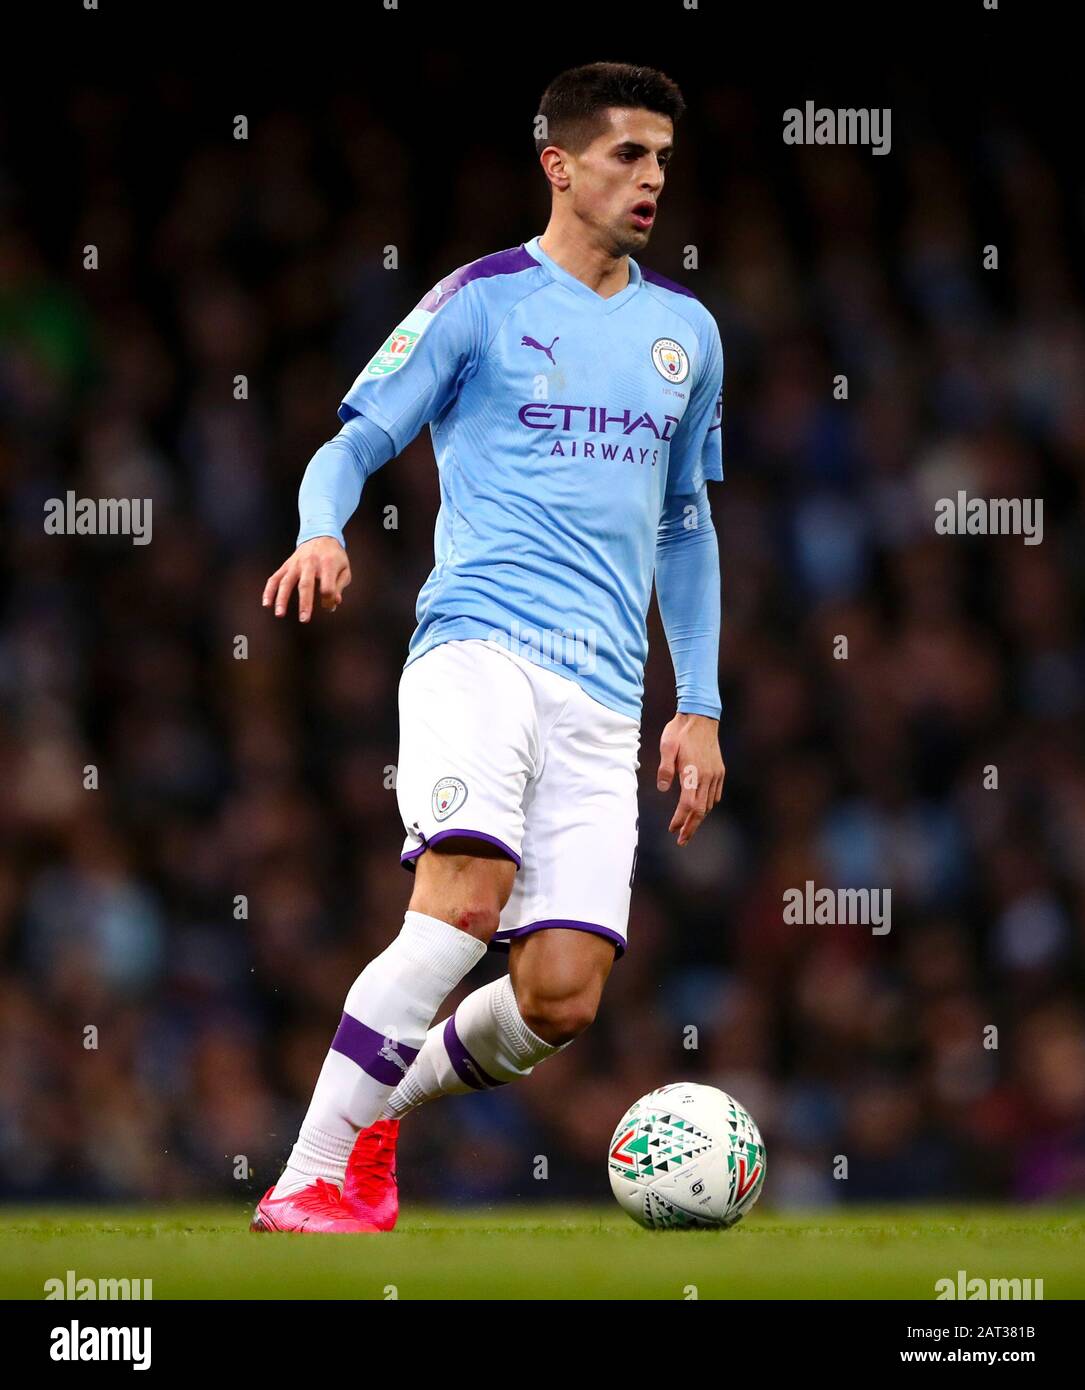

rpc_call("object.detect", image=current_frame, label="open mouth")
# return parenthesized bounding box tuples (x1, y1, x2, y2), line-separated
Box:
(630, 201, 655, 229)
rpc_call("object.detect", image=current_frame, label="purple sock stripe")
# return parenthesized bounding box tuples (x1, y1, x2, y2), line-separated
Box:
(442, 1014, 503, 1090)
(400, 827, 522, 870)
(330, 1013, 420, 1087)
(489, 919, 627, 958)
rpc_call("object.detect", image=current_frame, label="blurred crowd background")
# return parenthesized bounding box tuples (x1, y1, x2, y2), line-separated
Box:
(1, 27, 1083, 1209)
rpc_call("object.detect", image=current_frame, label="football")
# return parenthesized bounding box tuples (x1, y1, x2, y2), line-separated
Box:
(608, 1082, 766, 1229)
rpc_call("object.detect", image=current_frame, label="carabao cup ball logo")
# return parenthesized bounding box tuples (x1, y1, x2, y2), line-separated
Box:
(432, 777, 467, 822)
(651, 337, 690, 384)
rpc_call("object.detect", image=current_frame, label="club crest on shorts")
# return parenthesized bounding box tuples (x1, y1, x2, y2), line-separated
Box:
(651, 337, 690, 383)
(432, 776, 468, 821)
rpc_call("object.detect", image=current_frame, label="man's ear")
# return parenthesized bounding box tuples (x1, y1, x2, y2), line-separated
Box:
(541, 147, 571, 191)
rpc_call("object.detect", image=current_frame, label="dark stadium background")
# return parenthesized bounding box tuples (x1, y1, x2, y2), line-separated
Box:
(1, 4, 1081, 1209)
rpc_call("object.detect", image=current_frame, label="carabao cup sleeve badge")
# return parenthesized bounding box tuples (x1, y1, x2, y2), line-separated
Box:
(364, 325, 420, 377)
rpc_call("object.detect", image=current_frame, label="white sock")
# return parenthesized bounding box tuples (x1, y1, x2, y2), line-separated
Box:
(381, 974, 570, 1118)
(273, 911, 487, 1196)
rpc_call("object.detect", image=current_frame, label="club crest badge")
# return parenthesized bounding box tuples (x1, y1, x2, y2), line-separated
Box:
(651, 337, 690, 384)
(432, 777, 468, 821)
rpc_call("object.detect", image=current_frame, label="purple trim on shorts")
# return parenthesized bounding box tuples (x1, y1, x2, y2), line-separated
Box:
(640, 265, 699, 300)
(442, 1015, 503, 1090)
(489, 919, 626, 958)
(418, 245, 540, 310)
(400, 828, 522, 872)
(330, 1012, 420, 1086)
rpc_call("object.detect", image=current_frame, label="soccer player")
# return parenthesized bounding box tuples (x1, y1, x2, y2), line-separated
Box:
(252, 61, 725, 1233)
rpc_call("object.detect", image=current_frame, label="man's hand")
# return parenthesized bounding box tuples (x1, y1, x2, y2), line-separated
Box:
(262, 537, 351, 623)
(656, 712, 725, 846)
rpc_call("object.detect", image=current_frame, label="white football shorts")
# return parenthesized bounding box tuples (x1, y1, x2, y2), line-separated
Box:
(396, 638, 641, 956)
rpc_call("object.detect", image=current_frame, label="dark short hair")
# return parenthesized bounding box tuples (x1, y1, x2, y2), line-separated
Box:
(535, 62, 686, 157)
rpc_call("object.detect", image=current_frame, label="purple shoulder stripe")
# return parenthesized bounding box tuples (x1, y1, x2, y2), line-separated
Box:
(418, 244, 540, 311)
(640, 265, 699, 301)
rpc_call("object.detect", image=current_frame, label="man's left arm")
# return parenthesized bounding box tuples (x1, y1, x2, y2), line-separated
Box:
(654, 314, 726, 846)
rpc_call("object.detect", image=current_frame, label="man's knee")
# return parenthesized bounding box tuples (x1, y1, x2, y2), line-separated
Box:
(447, 899, 503, 938)
(509, 927, 614, 1044)
(410, 888, 503, 942)
(409, 846, 516, 942)
(518, 983, 601, 1046)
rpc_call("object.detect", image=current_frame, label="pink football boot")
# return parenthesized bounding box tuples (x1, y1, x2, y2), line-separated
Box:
(343, 1119, 400, 1231)
(250, 1177, 382, 1234)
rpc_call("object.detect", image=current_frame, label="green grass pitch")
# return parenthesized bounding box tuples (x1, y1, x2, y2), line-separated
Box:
(2, 1205, 1083, 1300)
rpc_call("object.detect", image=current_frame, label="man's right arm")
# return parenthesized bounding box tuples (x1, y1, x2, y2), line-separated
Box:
(296, 413, 396, 549)
(261, 414, 394, 622)
(263, 276, 480, 621)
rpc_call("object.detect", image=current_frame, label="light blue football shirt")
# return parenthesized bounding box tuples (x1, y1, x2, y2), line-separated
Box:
(336, 235, 724, 720)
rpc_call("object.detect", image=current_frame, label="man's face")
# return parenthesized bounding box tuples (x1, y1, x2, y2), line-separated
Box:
(560, 107, 673, 256)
